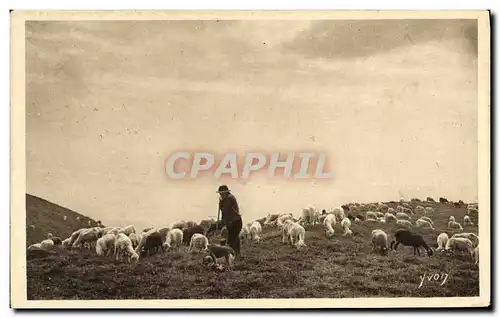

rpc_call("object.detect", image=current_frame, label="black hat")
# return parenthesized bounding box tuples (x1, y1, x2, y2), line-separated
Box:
(216, 185, 230, 193)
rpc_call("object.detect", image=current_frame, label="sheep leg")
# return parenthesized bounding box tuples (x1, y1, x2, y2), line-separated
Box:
(416, 247, 421, 256)
(393, 241, 400, 251)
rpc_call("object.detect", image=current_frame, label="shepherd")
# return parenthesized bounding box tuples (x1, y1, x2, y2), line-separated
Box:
(217, 185, 243, 259)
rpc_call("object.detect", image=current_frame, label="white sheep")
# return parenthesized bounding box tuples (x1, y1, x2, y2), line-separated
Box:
(332, 207, 345, 222)
(366, 211, 378, 220)
(72, 227, 101, 249)
(452, 233, 479, 247)
(340, 217, 352, 236)
(163, 228, 183, 249)
(96, 233, 116, 256)
(445, 237, 474, 260)
(27, 243, 42, 251)
(448, 221, 463, 231)
(420, 216, 434, 225)
(384, 212, 397, 223)
(276, 213, 294, 229)
(128, 233, 140, 248)
(323, 213, 336, 238)
(281, 219, 296, 243)
(302, 207, 319, 225)
(40, 239, 55, 250)
(287, 222, 306, 249)
(118, 225, 136, 236)
(396, 212, 411, 221)
(415, 206, 425, 214)
(436, 233, 449, 252)
(371, 229, 388, 254)
(249, 221, 262, 242)
(396, 219, 413, 229)
(68, 228, 88, 246)
(239, 224, 251, 241)
(114, 233, 139, 264)
(377, 203, 389, 212)
(189, 233, 209, 252)
(375, 212, 385, 218)
(171, 220, 187, 230)
(463, 215, 474, 226)
(425, 207, 434, 214)
(416, 218, 435, 230)
(396, 205, 404, 212)
(449, 216, 456, 222)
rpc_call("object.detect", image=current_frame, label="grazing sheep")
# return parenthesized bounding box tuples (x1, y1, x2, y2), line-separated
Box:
(445, 237, 474, 260)
(134, 227, 158, 253)
(333, 208, 345, 222)
(473, 246, 479, 265)
(72, 228, 102, 249)
(416, 218, 435, 230)
(384, 213, 397, 223)
(439, 197, 449, 204)
(436, 233, 449, 252)
(377, 203, 389, 212)
(68, 228, 88, 246)
(171, 220, 187, 230)
(96, 233, 116, 256)
(287, 222, 307, 249)
(396, 212, 411, 221)
(128, 233, 140, 248)
(424, 207, 434, 214)
(277, 213, 294, 229)
(387, 207, 396, 214)
(163, 228, 183, 249)
(61, 238, 71, 249)
(264, 213, 280, 226)
(371, 229, 389, 255)
(420, 216, 434, 225)
(189, 233, 209, 252)
(206, 244, 235, 267)
(302, 207, 319, 225)
(340, 217, 352, 236)
(282, 219, 295, 243)
(463, 215, 474, 226)
(467, 207, 479, 216)
(140, 232, 164, 256)
(396, 219, 413, 229)
(390, 229, 433, 256)
(448, 221, 463, 231)
(323, 213, 336, 238)
(366, 211, 378, 221)
(452, 233, 479, 247)
(114, 233, 139, 264)
(415, 206, 425, 214)
(40, 239, 55, 251)
(27, 243, 42, 251)
(249, 221, 262, 242)
(118, 225, 136, 236)
(183, 225, 205, 246)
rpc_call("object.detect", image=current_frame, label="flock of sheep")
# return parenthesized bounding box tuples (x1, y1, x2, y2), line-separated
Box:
(27, 197, 480, 272)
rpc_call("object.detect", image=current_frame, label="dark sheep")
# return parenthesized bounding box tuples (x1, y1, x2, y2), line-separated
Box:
(205, 220, 225, 237)
(143, 227, 154, 233)
(355, 214, 365, 221)
(453, 202, 461, 208)
(411, 198, 421, 202)
(347, 214, 356, 221)
(458, 200, 465, 206)
(140, 232, 163, 257)
(426, 197, 435, 202)
(390, 229, 433, 257)
(439, 197, 449, 204)
(207, 244, 236, 266)
(50, 237, 62, 246)
(183, 225, 205, 245)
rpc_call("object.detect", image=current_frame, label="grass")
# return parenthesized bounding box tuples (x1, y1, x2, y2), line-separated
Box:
(26, 196, 479, 299)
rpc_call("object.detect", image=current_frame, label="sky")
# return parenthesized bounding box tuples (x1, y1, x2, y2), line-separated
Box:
(26, 19, 479, 230)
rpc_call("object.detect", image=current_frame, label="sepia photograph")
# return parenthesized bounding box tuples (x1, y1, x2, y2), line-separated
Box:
(10, 10, 490, 308)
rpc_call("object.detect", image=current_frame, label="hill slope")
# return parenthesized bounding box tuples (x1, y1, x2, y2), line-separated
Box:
(26, 194, 99, 246)
(26, 199, 480, 300)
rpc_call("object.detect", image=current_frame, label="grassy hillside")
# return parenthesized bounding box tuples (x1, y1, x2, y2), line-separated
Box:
(26, 198, 479, 300)
(26, 194, 99, 246)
